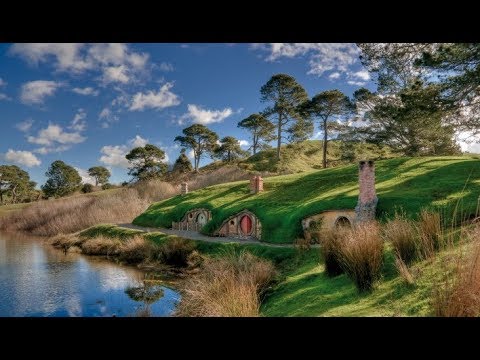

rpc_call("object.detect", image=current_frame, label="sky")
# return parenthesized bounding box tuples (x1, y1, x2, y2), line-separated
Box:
(0, 43, 478, 187)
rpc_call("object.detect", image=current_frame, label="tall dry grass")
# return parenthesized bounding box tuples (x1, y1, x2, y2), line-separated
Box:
(320, 229, 345, 277)
(337, 222, 384, 292)
(176, 251, 276, 317)
(433, 226, 480, 317)
(418, 210, 444, 259)
(382, 215, 418, 265)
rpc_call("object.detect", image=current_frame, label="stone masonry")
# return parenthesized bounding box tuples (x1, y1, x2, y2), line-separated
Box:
(355, 160, 378, 222)
(249, 176, 264, 194)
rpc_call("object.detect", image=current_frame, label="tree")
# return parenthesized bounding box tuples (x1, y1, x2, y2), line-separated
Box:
(87, 166, 111, 186)
(172, 149, 193, 173)
(214, 136, 249, 162)
(125, 144, 168, 181)
(352, 84, 460, 156)
(0, 165, 36, 204)
(301, 90, 353, 168)
(42, 160, 82, 198)
(174, 124, 219, 172)
(260, 74, 309, 160)
(237, 113, 275, 155)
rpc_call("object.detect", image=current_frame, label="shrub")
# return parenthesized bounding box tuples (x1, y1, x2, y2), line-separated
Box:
(338, 223, 384, 292)
(157, 237, 197, 267)
(118, 236, 157, 264)
(80, 235, 122, 256)
(102, 183, 113, 190)
(81, 183, 94, 193)
(382, 216, 418, 264)
(176, 251, 276, 317)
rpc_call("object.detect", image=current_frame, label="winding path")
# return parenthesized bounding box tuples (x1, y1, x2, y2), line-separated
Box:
(116, 223, 298, 248)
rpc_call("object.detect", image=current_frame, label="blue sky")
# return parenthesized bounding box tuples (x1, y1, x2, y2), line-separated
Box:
(1, 43, 477, 187)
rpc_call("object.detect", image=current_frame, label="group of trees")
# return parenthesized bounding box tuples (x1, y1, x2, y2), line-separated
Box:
(4, 44, 479, 202)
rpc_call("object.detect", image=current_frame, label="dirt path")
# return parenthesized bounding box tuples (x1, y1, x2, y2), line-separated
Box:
(117, 223, 297, 248)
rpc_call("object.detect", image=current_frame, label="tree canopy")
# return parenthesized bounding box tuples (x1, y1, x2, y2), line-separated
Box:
(214, 136, 249, 162)
(125, 144, 168, 181)
(260, 74, 309, 160)
(87, 166, 111, 186)
(172, 149, 193, 174)
(237, 113, 275, 155)
(0, 165, 36, 204)
(174, 124, 219, 172)
(42, 160, 82, 198)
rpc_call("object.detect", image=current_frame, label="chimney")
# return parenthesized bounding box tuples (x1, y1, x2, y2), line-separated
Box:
(355, 160, 378, 222)
(181, 182, 188, 195)
(249, 176, 264, 194)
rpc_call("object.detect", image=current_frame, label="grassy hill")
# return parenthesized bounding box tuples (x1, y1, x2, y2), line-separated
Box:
(134, 156, 480, 243)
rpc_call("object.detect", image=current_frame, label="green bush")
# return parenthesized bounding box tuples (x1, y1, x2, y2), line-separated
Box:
(81, 183, 94, 193)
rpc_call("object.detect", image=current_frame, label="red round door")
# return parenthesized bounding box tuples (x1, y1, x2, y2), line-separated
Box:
(240, 215, 252, 235)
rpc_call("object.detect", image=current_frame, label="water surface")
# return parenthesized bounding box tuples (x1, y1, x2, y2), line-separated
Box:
(0, 231, 180, 317)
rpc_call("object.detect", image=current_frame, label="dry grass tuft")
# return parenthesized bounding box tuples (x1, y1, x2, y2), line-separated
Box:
(118, 236, 157, 264)
(337, 222, 384, 292)
(80, 235, 122, 256)
(320, 229, 345, 277)
(433, 226, 480, 317)
(395, 257, 416, 285)
(156, 237, 197, 267)
(418, 210, 443, 259)
(176, 251, 276, 317)
(382, 215, 418, 265)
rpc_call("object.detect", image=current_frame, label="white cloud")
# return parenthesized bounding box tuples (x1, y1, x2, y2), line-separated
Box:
(328, 72, 341, 80)
(129, 82, 180, 111)
(4, 149, 41, 167)
(239, 140, 250, 147)
(34, 145, 70, 155)
(9, 43, 91, 73)
(159, 62, 174, 72)
(186, 149, 195, 161)
(71, 109, 87, 131)
(252, 43, 360, 77)
(0, 93, 10, 101)
(99, 107, 119, 128)
(20, 80, 61, 105)
(74, 167, 96, 185)
(102, 65, 129, 84)
(351, 70, 370, 81)
(0, 77, 6, 87)
(11, 43, 150, 86)
(181, 104, 233, 125)
(16, 119, 34, 132)
(72, 87, 99, 96)
(28, 124, 86, 154)
(347, 80, 367, 87)
(99, 135, 152, 168)
(129, 135, 148, 148)
(457, 131, 480, 154)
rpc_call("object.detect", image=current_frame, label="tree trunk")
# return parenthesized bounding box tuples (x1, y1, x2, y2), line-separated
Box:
(0, 190, 3, 205)
(95, 178, 99, 187)
(276, 113, 282, 161)
(323, 119, 328, 168)
(252, 134, 257, 155)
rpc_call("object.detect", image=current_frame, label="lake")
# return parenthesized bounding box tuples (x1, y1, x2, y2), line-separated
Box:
(0, 231, 180, 317)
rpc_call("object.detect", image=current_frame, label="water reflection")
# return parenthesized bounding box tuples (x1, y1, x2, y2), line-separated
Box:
(0, 231, 180, 317)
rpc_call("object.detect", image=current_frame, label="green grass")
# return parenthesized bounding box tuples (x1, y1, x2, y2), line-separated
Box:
(134, 156, 480, 243)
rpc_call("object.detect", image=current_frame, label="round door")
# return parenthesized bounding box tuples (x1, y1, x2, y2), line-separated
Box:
(240, 215, 252, 235)
(197, 213, 207, 226)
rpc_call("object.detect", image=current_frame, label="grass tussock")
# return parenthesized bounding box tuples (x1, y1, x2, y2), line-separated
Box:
(80, 235, 122, 256)
(337, 222, 384, 292)
(418, 210, 444, 259)
(176, 251, 276, 317)
(118, 236, 157, 264)
(320, 229, 345, 277)
(395, 257, 416, 285)
(156, 237, 197, 267)
(433, 227, 480, 317)
(382, 215, 418, 265)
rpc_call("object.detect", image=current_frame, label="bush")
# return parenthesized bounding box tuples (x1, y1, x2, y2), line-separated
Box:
(382, 215, 418, 265)
(101, 183, 113, 190)
(81, 183, 94, 193)
(157, 237, 197, 267)
(176, 251, 276, 317)
(338, 223, 384, 292)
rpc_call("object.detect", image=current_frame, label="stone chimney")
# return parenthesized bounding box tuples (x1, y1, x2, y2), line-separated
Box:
(249, 176, 264, 194)
(355, 160, 378, 222)
(181, 182, 188, 195)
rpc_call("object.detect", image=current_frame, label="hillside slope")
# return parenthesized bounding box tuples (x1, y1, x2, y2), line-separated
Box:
(134, 156, 480, 243)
